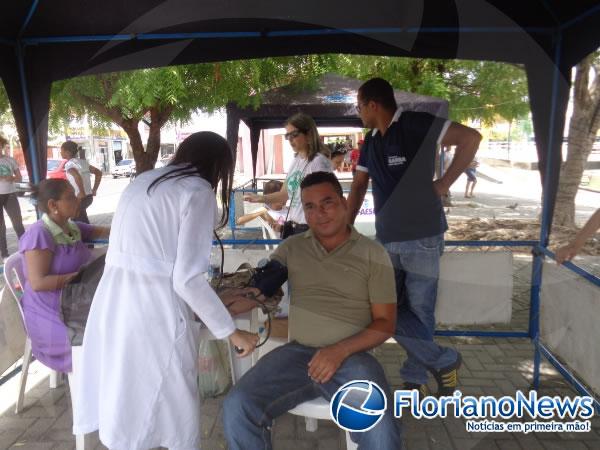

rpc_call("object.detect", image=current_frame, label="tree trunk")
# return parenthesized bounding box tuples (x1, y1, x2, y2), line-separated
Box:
(120, 107, 173, 175)
(553, 53, 600, 228)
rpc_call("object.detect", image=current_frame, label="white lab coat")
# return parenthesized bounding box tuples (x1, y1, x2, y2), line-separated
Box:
(73, 165, 236, 450)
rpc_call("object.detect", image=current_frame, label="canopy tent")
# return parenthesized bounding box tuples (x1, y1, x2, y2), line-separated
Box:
(1, 0, 600, 236)
(226, 73, 449, 180)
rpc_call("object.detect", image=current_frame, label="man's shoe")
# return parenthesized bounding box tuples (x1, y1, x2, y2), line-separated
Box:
(430, 353, 462, 397)
(402, 382, 431, 398)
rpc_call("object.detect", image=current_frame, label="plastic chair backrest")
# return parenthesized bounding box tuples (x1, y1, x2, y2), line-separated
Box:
(257, 216, 280, 241)
(3, 253, 27, 327)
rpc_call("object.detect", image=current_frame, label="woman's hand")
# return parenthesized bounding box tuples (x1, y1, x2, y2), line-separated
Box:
(244, 193, 263, 203)
(555, 242, 580, 264)
(220, 287, 261, 316)
(228, 329, 259, 357)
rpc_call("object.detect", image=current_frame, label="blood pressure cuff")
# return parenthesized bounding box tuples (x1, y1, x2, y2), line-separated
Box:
(249, 259, 288, 297)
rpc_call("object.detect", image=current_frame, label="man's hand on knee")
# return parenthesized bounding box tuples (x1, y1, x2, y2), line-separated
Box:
(307, 344, 348, 384)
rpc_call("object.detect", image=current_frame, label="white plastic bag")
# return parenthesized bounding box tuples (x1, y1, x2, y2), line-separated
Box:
(197, 339, 230, 399)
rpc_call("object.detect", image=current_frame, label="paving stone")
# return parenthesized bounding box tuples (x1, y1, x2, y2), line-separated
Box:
(542, 440, 588, 449)
(19, 418, 57, 440)
(495, 439, 523, 450)
(0, 430, 24, 449)
(272, 413, 296, 439)
(405, 438, 431, 450)
(272, 439, 317, 449)
(0, 417, 36, 432)
(51, 442, 75, 450)
(317, 438, 342, 450)
(199, 438, 227, 449)
(451, 437, 500, 449)
(7, 442, 54, 450)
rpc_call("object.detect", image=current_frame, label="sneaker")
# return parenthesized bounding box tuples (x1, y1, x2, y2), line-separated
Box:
(402, 382, 431, 399)
(430, 353, 462, 396)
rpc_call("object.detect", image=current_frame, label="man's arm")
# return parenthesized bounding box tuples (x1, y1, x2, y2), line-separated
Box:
(347, 170, 369, 224)
(307, 303, 396, 384)
(556, 208, 600, 264)
(90, 164, 102, 195)
(434, 122, 482, 196)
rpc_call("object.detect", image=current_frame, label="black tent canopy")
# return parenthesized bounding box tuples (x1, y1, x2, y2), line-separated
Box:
(226, 73, 449, 180)
(1, 0, 600, 236)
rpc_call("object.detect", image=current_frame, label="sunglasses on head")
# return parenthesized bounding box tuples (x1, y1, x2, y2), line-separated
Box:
(284, 130, 304, 140)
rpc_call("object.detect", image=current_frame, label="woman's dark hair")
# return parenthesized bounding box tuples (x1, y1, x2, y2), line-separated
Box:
(358, 78, 398, 112)
(331, 149, 346, 159)
(61, 140, 79, 158)
(263, 180, 283, 196)
(147, 131, 234, 228)
(33, 179, 72, 214)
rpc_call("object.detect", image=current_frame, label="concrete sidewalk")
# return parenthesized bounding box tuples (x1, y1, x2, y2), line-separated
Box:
(1, 337, 599, 450)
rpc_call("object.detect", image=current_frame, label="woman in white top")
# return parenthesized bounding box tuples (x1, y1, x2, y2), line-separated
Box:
(0, 134, 25, 258)
(60, 141, 102, 224)
(73, 132, 259, 450)
(244, 113, 332, 234)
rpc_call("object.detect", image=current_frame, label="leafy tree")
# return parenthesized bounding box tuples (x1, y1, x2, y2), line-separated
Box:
(50, 56, 336, 173)
(553, 50, 600, 228)
(335, 56, 530, 124)
(0, 82, 12, 127)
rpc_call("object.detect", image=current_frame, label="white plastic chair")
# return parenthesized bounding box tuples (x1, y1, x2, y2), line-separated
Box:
(255, 326, 357, 450)
(4, 253, 87, 450)
(3, 253, 60, 414)
(257, 216, 280, 250)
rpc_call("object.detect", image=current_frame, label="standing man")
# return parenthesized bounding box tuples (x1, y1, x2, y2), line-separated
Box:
(0, 135, 25, 260)
(347, 78, 481, 396)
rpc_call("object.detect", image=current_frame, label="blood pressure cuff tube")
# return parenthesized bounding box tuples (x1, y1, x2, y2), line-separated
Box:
(249, 259, 288, 297)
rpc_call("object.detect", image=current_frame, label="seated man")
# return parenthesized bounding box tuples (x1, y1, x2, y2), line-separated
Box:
(224, 171, 402, 450)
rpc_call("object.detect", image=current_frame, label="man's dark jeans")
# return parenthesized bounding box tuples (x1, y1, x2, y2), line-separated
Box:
(0, 193, 25, 256)
(223, 342, 403, 450)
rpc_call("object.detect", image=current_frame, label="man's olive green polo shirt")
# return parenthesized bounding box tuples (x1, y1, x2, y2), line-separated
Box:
(271, 226, 396, 348)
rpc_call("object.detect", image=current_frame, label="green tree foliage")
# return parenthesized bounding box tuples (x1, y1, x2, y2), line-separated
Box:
(0, 82, 12, 127)
(50, 56, 336, 173)
(335, 55, 530, 124)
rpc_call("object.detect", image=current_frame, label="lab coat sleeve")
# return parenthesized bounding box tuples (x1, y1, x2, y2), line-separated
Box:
(172, 188, 236, 339)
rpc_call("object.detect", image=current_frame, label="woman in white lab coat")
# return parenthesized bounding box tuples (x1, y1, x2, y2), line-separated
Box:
(74, 132, 258, 450)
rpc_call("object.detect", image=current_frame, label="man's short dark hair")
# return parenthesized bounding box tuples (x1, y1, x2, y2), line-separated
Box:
(300, 171, 343, 198)
(359, 78, 397, 112)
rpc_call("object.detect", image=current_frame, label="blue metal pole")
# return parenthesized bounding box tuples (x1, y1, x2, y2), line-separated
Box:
(18, 0, 40, 37)
(21, 26, 555, 46)
(15, 44, 41, 184)
(531, 33, 564, 391)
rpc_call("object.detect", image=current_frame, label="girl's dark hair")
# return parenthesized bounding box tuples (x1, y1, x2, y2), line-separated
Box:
(263, 180, 283, 196)
(33, 179, 72, 213)
(61, 140, 79, 157)
(147, 131, 234, 228)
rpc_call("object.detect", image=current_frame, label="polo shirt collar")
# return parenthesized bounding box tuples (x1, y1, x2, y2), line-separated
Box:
(41, 213, 82, 245)
(304, 224, 361, 243)
(371, 107, 402, 136)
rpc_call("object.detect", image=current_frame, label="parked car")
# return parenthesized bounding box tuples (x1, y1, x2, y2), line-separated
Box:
(111, 159, 135, 178)
(47, 159, 68, 180)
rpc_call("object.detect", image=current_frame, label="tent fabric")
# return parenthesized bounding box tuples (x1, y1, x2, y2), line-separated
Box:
(226, 73, 449, 180)
(1, 1, 600, 231)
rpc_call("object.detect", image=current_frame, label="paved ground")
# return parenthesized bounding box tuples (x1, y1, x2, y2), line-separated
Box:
(0, 171, 599, 449)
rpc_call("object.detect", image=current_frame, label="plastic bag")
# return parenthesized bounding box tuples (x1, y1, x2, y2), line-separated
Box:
(197, 339, 230, 399)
